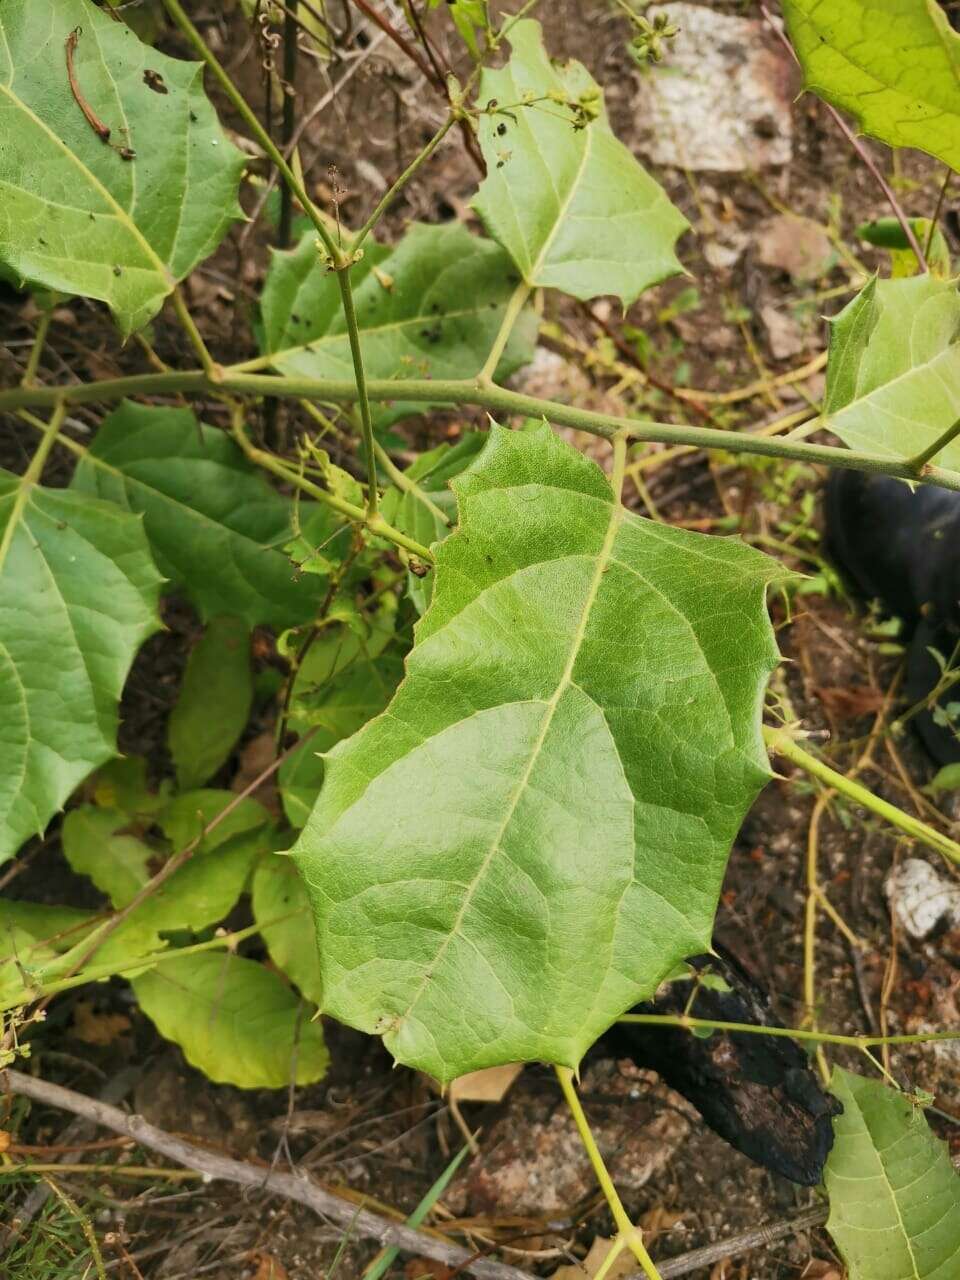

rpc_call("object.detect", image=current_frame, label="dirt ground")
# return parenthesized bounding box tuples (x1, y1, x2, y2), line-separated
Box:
(4, 2, 960, 1277)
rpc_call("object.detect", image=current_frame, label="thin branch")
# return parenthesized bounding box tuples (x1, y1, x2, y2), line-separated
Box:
(1, 1070, 534, 1280)
(556, 1065, 663, 1280)
(9, 368, 960, 496)
(764, 724, 960, 865)
(646, 1207, 828, 1280)
(355, 112, 458, 247)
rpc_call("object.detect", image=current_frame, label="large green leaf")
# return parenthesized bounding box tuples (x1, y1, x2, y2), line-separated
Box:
(0, 478, 161, 862)
(782, 0, 960, 174)
(259, 221, 538, 426)
(0, 0, 244, 336)
(825, 1068, 960, 1279)
(291, 425, 782, 1083)
(133, 953, 329, 1088)
(472, 19, 687, 305)
(70, 402, 327, 627)
(168, 617, 253, 788)
(822, 275, 960, 466)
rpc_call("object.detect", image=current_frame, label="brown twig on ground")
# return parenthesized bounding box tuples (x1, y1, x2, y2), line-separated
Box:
(1, 1069, 533, 1280)
(640, 1206, 828, 1279)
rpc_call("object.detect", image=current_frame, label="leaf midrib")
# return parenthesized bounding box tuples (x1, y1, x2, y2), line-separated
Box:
(0, 53, 171, 285)
(393, 481, 625, 1036)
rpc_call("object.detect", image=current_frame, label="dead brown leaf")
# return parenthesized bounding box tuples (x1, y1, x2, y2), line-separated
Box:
(449, 1063, 524, 1104)
(249, 1252, 289, 1280)
(0, 1130, 10, 1154)
(552, 1236, 635, 1280)
(404, 1261, 453, 1279)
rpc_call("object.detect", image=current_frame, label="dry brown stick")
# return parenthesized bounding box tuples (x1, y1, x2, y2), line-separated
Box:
(637, 1206, 828, 1279)
(1, 1069, 534, 1280)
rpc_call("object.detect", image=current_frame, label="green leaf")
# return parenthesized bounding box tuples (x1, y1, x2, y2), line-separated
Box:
(0, 478, 161, 862)
(781, 0, 960, 175)
(0, 923, 59, 1006)
(280, 651, 405, 827)
(63, 795, 270, 934)
(133, 952, 329, 1088)
(62, 806, 154, 909)
(251, 854, 322, 1003)
(825, 1068, 960, 1279)
(0, 0, 244, 336)
(823, 275, 960, 465)
(472, 19, 687, 305)
(168, 617, 253, 788)
(71, 401, 328, 627)
(90, 755, 170, 816)
(291, 425, 782, 1083)
(259, 221, 538, 427)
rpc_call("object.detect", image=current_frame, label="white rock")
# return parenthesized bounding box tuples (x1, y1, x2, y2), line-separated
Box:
(633, 3, 794, 172)
(886, 858, 960, 939)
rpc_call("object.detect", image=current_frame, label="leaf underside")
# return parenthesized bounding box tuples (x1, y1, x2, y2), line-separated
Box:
(0, 478, 161, 862)
(782, 0, 960, 175)
(826, 1068, 960, 1280)
(0, 0, 244, 335)
(823, 275, 960, 469)
(260, 221, 538, 428)
(472, 18, 688, 305)
(71, 401, 326, 628)
(291, 425, 782, 1084)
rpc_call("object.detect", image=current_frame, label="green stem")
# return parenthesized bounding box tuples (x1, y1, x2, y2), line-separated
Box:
(556, 1067, 663, 1280)
(478, 282, 532, 381)
(0, 400, 66, 572)
(3, 916, 300, 1013)
(907, 415, 960, 473)
(21, 306, 52, 387)
(232, 418, 432, 559)
(161, 0, 339, 263)
(161, 0, 381, 489)
(355, 113, 458, 248)
(9, 369, 960, 496)
(764, 724, 960, 865)
(170, 286, 219, 378)
(337, 269, 379, 517)
(617, 1010, 960, 1051)
(372, 438, 451, 527)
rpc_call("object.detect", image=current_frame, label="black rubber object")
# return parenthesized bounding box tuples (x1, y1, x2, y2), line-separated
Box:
(825, 468, 960, 764)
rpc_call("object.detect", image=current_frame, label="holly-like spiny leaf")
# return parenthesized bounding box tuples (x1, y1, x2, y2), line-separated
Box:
(0, 477, 161, 862)
(823, 275, 960, 469)
(291, 425, 783, 1084)
(825, 1068, 960, 1279)
(472, 19, 688, 305)
(782, 0, 960, 176)
(0, 0, 244, 336)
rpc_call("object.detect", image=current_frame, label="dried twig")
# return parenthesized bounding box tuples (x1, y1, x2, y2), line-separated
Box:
(2, 1069, 533, 1280)
(641, 1206, 828, 1279)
